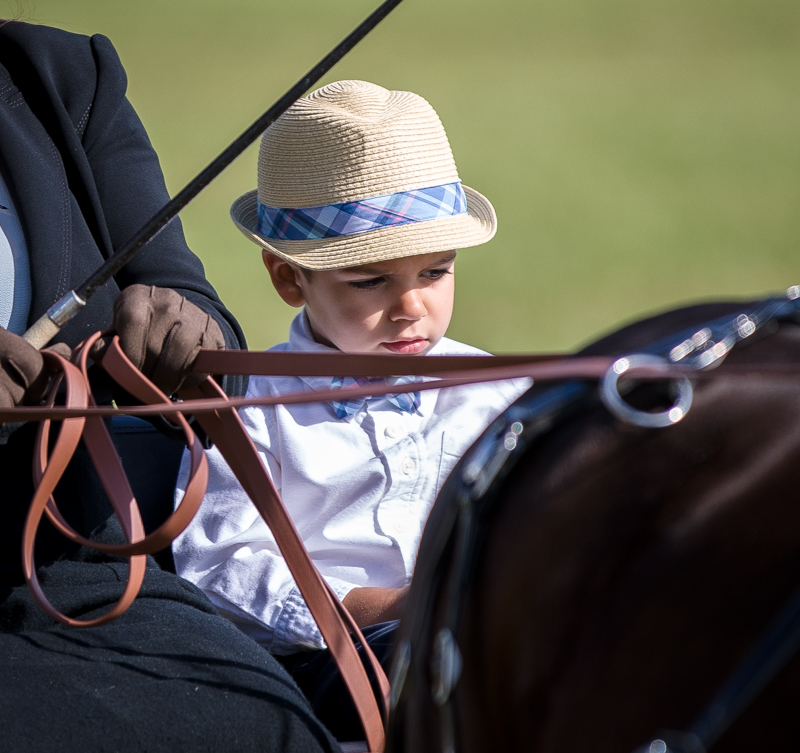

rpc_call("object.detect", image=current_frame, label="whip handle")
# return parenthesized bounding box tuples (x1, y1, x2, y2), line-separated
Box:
(23, 290, 85, 348)
(23, 313, 60, 349)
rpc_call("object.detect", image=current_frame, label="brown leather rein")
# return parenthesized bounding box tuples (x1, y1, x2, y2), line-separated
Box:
(0, 328, 796, 752)
(3, 352, 793, 424)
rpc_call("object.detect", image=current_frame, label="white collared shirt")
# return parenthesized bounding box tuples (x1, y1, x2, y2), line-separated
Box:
(174, 312, 530, 654)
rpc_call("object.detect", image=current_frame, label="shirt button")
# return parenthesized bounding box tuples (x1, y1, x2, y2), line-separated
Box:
(400, 457, 416, 475)
(385, 425, 404, 439)
(393, 518, 409, 534)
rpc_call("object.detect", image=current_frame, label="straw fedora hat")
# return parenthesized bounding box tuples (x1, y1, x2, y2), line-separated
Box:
(230, 80, 496, 270)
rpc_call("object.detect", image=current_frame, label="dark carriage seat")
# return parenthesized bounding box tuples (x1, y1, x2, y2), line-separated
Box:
(110, 415, 186, 572)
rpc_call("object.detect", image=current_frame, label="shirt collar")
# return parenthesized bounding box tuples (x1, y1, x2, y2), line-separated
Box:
(288, 308, 334, 353)
(289, 309, 430, 417)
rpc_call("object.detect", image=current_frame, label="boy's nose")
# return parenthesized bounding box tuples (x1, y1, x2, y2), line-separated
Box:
(390, 288, 426, 321)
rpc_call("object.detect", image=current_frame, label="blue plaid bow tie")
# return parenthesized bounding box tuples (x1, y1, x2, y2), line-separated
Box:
(330, 376, 421, 420)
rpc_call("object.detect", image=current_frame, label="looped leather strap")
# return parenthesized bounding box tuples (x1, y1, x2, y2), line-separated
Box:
(25, 344, 149, 627)
(22, 347, 136, 628)
(37, 334, 210, 558)
(24, 333, 211, 627)
(18, 333, 389, 751)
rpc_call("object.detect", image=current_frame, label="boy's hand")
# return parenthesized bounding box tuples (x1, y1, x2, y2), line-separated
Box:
(342, 586, 409, 628)
(109, 285, 224, 395)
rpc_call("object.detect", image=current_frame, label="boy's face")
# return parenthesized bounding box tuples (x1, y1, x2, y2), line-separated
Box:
(263, 250, 456, 355)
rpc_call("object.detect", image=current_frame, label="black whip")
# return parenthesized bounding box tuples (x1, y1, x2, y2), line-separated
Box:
(24, 0, 404, 348)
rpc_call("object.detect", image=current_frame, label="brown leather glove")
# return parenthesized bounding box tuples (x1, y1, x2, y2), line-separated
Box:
(0, 328, 70, 409)
(111, 284, 225, 395)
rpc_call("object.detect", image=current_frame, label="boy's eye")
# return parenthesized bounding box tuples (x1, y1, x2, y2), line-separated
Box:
(424, 268, 452, 281)
(349, 276, 385, 290)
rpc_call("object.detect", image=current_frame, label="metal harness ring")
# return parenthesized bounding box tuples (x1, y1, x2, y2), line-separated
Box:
(600, 354, 694, 429)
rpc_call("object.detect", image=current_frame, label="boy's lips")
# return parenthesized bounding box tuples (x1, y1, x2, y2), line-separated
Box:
(382, 338, 428, 354)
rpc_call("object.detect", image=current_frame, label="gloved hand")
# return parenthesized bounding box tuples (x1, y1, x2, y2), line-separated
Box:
(0, 327, 70, 409)
(110, 284, 225, 395)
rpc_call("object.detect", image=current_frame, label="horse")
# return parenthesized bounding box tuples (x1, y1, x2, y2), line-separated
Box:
(387, 291, 800, 753)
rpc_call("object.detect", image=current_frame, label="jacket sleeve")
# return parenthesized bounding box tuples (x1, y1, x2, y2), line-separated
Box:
(82, 35, 248, 392)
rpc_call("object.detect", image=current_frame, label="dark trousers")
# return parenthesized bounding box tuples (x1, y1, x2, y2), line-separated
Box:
(278, 620, 399, 742)
(0, 561, 339, 753)
(0, 423, 338, 752)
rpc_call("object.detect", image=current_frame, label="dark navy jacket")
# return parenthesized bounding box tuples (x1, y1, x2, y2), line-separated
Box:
(0, 22, 244, 584)
(0, 20, 245, 350)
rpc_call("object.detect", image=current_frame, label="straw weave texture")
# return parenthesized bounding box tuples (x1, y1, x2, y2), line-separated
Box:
(231, 80, 496, 269)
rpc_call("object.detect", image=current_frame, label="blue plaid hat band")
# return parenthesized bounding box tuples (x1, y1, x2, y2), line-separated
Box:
(257, 181, 467, 242)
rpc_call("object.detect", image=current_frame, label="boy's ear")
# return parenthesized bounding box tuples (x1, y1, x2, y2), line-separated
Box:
(262, 250, 306, 307)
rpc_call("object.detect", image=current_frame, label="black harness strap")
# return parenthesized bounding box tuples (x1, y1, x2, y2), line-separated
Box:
(640, 583, 800, 753)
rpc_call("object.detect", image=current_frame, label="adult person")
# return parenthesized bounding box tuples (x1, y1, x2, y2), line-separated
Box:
(0, 20, 337, 752)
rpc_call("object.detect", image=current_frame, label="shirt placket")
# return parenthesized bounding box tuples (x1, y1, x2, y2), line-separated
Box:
(372, 410, 426, 578)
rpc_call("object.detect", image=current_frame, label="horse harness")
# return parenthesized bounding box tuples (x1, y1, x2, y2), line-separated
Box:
(386, 288, 800, 753)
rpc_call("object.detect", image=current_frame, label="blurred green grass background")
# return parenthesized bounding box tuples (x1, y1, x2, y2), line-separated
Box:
(7, 0, 800, 352)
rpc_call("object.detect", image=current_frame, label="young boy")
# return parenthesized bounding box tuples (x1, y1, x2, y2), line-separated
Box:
(173, 80, 529, 738)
